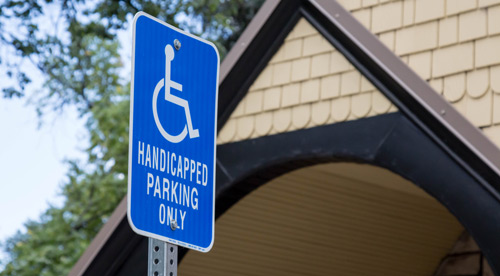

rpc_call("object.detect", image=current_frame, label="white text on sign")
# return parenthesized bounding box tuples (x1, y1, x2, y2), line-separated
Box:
(137, 140, 209, 230)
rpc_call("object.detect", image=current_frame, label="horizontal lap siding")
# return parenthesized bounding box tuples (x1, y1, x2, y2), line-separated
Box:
(180, 163, 463, 275)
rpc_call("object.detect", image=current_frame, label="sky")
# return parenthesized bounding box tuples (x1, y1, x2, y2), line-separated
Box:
(0, 97, 86, 241)
(0, 5, 133, 265)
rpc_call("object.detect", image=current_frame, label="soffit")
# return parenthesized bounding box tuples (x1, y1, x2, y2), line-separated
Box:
(180, 162, 463, 275)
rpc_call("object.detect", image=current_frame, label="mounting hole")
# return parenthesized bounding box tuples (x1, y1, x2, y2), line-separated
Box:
(154, 246, 159, 252)
(174, 39, 181, 50)
(170, 273, 173, 276)
(170, 259, 173, 265)
(154, 272, 159, 276)
(170, 247, 174, 252)
(154, 259, 159, 264)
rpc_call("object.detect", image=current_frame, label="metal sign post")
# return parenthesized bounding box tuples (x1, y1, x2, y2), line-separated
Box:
(148, 238, 177, 276)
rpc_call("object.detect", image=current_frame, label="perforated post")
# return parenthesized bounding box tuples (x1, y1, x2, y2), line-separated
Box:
(148, 238, 177, 276)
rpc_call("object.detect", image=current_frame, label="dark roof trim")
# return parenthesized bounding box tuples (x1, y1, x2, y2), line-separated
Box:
(219, 0, 280, 82)
(215, 113, 500, 272)
(69, 198, 128, 275)
(217, 1, 302, 130)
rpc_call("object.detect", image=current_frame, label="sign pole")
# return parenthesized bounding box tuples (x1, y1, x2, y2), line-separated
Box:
(148, 238, 177, 276)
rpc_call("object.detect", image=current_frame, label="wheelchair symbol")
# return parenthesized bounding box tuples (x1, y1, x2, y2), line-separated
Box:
(152, 44, 199, 143)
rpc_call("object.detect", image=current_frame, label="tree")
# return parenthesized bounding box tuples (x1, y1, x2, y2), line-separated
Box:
(0, 1, 263, 275)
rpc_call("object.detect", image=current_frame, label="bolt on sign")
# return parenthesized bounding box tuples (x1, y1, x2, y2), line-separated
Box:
(128, 12, 219, 252)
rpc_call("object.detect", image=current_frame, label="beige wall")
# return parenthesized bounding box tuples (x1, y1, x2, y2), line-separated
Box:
(218, 0, 500, 148)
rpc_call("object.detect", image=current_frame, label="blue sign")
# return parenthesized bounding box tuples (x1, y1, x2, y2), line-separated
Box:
(127, 12, 219, 252)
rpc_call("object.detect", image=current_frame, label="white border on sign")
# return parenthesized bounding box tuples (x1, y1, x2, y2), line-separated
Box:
(127, 11, 219, 253)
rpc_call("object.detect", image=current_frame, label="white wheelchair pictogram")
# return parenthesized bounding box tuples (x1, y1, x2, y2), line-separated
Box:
(152, 44, 199, 143)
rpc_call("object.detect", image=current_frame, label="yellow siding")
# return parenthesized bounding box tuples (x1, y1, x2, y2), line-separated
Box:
(218, 0, 500, 149)
(337, 0, 500, 147)
(180, 163, 463, 275)
(217, 18, 396, 144)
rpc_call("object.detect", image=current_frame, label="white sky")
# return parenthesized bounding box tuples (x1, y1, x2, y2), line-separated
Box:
(0, 98, 86, 240)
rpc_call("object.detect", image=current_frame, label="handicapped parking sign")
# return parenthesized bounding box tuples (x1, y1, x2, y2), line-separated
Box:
(128, 12, 219, 252)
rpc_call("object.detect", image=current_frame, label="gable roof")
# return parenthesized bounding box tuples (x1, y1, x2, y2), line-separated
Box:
(69, 1, 500, 275)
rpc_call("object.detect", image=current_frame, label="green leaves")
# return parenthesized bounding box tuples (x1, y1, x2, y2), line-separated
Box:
(0, 0, 263, 275)
(2, 87, 23, 98)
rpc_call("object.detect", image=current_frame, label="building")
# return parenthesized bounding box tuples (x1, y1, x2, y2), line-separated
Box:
(69, 0, 500, 275)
